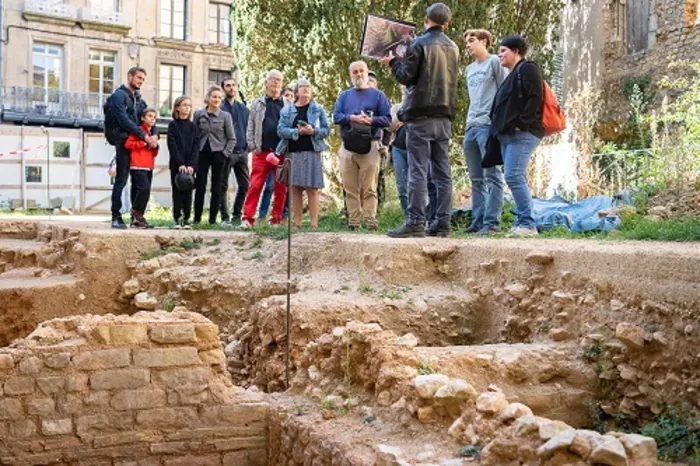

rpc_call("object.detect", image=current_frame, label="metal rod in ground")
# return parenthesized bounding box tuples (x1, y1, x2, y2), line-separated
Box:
(285, 158, 292, 389)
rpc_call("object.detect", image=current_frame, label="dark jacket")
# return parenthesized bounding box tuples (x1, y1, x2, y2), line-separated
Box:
(221, 99, 250, 153)
(389, 26, 460, 122)
(109, 84, 158, 144)
(167, 118, 199, 170)
(483, 60, 545, 168)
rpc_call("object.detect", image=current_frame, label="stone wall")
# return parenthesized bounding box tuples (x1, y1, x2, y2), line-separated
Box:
(602, 0, 700, 120)
(0, 311, 268, 466)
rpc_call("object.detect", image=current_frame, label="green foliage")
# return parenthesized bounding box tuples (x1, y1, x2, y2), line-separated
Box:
(294, 402, 308, 416)
(179, 238, 201, 250)
(418, 361, 435, 376)
(640, 408, 700, 464)
(617, 215, 700, 241)
(163, 297, 175, 312)
(458, 446, 481, 458)
(140, 249, 165, 260)
(358, 282, 374, 295)
(583, 343, 603, 363)
(245, 251, 265, 261)
(320, 398, 335, 410)
(206, 238, 221, 247)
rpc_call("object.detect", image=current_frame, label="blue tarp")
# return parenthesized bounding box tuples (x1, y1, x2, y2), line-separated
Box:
(532, 195, 625, 233)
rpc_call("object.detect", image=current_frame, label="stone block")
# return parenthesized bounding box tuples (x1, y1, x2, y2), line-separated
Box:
(58, 393, 83, 415)
(4, 376, 34, 395)
(219, 403, 269, 426)
(163, 455, 220, 466)
(42, 437, 83, 451)
(27, 398, 55, 416)
(63, 444, 149, 461)
(212, 436, 266, 451)
(0, 353, 14, 370)
(111, 389, 167, 411)
(110, 324, 149, 345)
(149, 442, 189, 454)
(10, 419, 37, 438)
(136, 407, 199, 429)
(84, 391, 111, 406)
(73, 349, 131, 370)
(36, 376, 65, 395)
(199, 349, 226, 367)
(90, 369, 150, 390)
(133, 347, 200, 368)
(93, 431, 151, 448)
(114, 459, 161, 466)
(166, 427, 264, 442)
(76, 413, 134, 438)
(195, 324, 220, 344)
(66, 373, 89, 392)
(42, 418, 73, 436)
(92, 326, 111, 344)
(223, 449, 267, 466)
(168, 386, 210, 405)
(152, 367, 210, 388)
(44, 352, 71, 369)
(18, 356, 43, 374)
(149, 325, 197, 344)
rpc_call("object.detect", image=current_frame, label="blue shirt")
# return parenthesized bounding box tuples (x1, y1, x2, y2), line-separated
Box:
(221, 98, 249, 153)
(333, 87, 391, 140)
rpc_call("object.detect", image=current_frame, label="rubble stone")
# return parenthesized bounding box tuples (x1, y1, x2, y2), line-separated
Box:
(615, 323, 645, 350)
(414, 374, 449, 399)
(476, 392, 508, 415)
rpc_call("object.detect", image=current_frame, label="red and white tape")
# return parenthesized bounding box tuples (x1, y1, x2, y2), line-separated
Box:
(0, 145, 48, 157)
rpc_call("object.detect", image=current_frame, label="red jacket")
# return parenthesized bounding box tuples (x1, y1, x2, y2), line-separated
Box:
(125, 124, 159, 170)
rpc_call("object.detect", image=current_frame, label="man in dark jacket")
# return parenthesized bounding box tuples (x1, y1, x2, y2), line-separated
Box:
(381, 2, 459, 238)
(219, 76, 251, 226)
(109, 67, 159, 229)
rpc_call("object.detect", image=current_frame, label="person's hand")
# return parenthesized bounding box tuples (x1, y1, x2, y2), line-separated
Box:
(147, 142, 158, 149)
(186, 166, 194, 175)
(179, 165, 187, 173)
(145, 134, 158, 146)
(299, 124, 315, 135)
(379, 51, 395, 66)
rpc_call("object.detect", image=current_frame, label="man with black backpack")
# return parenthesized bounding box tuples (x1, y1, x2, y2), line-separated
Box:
(104, 67, 159, 229)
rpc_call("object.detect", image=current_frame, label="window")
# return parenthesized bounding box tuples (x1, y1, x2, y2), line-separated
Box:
(159, 64, 186, 116)
(208, 3, 231, 45)
(208, 69, 230, 88)
(88, 50, 116, 98)
(160, 0, 186, 40)
(90, 0, 119, 10)
(26, 166, 43, 183)
(32, 43, 63, 105)
(53, 141, 70, 159)
(626, 0, 649, 53)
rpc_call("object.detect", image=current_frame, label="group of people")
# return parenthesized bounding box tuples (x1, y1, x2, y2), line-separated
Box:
(108, 1, 546, 238)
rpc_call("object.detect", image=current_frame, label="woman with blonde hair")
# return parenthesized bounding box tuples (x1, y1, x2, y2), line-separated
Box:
(193, 85, 235, 225)
(167, 95, 199, 228)
(276, 78, 330, 229)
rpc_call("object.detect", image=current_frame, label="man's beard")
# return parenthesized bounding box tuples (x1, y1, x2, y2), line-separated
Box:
(353, 76, 368, 89)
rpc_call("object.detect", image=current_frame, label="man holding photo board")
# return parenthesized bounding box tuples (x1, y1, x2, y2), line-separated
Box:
(380, 3, 459, 238)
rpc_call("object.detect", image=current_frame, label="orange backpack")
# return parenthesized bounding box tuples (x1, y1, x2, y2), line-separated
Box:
(516, 62, 566, 136)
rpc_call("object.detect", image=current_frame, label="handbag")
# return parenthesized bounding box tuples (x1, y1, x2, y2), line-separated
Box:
(343, 122, 372, 155)
(276, 158, 291, 185)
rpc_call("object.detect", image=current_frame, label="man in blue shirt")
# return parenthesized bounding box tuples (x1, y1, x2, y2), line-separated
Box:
(333, 61, 391, 230)
(219, 76, 250, 225)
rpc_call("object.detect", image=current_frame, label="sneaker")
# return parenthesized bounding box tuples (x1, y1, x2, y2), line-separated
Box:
(348, 225, 359, 231)
(182, 220, 192, 230)
(130, 217, 148, 229)
(173, 222, 182, 230)
(111, 217, 127, 229)
(221, 219, 232, 228)
(426, 222, 450, 238)
(140, 217, 154, 229)
(476, 225, 501, 236)
(507, 226, 539, 237)
(387, 223, 426, 238)
(464, 223, 482, 234)
(238, 220, 254, 230)
(365, 224, 379, 232)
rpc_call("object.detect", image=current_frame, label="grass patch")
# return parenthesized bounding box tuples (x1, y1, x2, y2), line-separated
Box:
(640, 408, 700, 464)
(245, 251, 264, 261)
(458, 446, 481, 458)
(206, 238, 221, 247)
(583, 343, 603, 363)
(140, 249, 165, 260)
(418, 361, 436, 376)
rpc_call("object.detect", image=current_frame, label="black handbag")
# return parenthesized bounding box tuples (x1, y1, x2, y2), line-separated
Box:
(343, 123, 373, 154)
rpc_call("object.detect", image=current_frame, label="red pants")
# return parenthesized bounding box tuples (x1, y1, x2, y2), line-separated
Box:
(243, 150, 288, 224)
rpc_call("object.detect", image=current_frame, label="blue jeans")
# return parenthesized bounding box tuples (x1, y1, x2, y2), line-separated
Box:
(463, 126, 504, 228)
(391, 146, 409, 217)
(258, 172, 275, 219)
(498, 131, 541, 229)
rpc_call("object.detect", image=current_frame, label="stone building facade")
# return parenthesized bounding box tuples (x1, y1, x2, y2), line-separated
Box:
(0, 0, 236, 127)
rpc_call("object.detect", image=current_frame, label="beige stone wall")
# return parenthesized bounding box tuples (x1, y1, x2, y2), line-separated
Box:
(602, 0, 700, 119)
(1, 0, 235, 110)
(0, 311, 268, 466)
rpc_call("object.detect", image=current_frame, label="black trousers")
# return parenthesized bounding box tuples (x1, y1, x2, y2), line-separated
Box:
(219, 152, 250, 221)
(130, 169, 152, 214)
(194, 148, 226, 224)
(110, 143, 130, 220)
(170, 169, 193, 222)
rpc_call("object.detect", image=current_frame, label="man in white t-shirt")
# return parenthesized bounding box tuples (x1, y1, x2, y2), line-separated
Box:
(462, 29, 507, 235)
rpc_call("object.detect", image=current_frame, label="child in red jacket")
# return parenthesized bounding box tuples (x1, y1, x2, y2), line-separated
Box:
(125, 108, 159, 228)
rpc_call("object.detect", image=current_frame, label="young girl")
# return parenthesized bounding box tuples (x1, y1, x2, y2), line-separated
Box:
(167, 96, 199, 229)
(124, 108, 159, 228)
